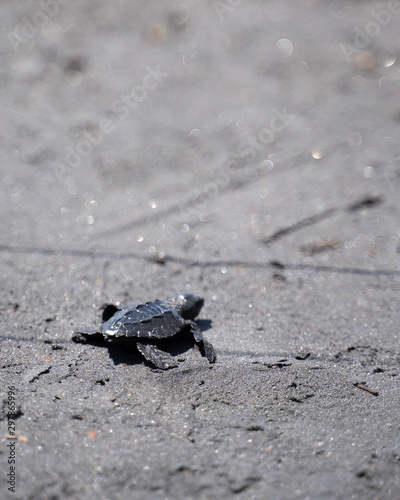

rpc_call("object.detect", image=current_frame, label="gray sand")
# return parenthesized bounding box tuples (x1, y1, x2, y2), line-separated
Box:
(1, 1, 399, 498)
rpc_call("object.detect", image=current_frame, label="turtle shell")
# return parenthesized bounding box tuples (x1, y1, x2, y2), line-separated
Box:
(101, 299, 186, 339)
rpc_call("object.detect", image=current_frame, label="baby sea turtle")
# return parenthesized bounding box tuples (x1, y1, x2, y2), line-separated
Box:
(72, 293, 216, 369)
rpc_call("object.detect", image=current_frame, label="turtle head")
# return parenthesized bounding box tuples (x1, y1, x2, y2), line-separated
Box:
(169, 293, 204, 320)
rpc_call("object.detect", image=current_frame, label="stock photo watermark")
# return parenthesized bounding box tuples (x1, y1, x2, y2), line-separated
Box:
(6, 0, 71, 53)
(213, 0, 243, 21)
(338, 1, 400, 63)
(176, 105, 296, 217)
(54, 64, 169, 181)
(5, 386, 17, 493)
(237, 107, 295, 160)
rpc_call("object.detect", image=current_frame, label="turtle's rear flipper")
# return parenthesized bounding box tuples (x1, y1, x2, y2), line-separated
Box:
(72, 330, 104, 344)
(191, 324, 216, 363)
(201, 339, 216, 363)
(136, 341, 178, 370)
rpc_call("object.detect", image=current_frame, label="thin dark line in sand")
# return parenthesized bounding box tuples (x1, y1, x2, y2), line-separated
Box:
(0, 244, 399, 277)
(262, 195, 383, 246)
(89, 152, 309, 240)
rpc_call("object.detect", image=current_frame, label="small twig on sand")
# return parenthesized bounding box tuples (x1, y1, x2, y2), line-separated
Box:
(353, 383, 378, 397)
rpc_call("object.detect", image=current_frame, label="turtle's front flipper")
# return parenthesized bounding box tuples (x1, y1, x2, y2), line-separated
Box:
(191, 323, 216, 363)
(136, 341, 178, 369)
(72, 329, 104, 344)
